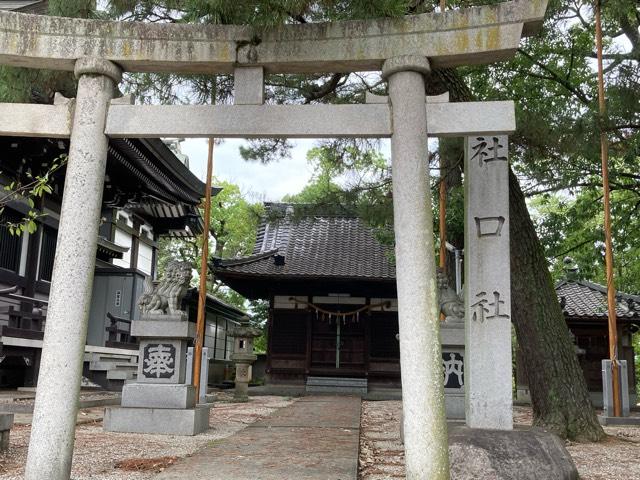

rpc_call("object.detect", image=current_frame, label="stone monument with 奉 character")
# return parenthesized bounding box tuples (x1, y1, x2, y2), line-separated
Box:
(103, 261, 210, 435)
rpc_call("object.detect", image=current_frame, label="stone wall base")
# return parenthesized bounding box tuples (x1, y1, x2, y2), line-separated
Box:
(104, 405, 210, 436)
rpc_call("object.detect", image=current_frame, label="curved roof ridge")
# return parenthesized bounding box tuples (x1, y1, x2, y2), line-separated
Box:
(213, 249, 278, 267)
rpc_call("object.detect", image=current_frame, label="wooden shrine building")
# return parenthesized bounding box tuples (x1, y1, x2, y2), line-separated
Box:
(213, 203, 402, 388)
(0, 135, 244, 389)
(516, 267, 639, 407)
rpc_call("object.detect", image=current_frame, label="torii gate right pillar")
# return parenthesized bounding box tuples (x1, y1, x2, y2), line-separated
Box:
(384, 55, 450, 479)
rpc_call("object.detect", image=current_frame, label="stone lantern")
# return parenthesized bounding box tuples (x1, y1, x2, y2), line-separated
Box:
(228, 318, 261, 402)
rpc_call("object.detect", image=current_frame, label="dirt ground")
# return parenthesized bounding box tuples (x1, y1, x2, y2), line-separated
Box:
(0, 393, 294, 480)
(358, 401, 640, 480)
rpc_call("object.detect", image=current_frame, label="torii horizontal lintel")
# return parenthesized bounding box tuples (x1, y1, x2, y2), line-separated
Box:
(0, 101, 73, 138)
(0, 0, 547, 75)
(0, 101, 515, 139)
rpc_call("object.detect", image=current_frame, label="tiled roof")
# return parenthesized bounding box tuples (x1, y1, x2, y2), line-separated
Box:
(0, 1, 47, 13)
(556, 280, 640, 320)
(213, 203, 395, 281)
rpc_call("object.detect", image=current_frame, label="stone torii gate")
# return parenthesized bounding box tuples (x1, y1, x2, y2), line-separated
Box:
(0, 1, 548, 478)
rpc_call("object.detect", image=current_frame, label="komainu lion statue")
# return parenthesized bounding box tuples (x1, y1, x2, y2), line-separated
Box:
(437, 267, 464, 323)
(138, 260, 192, 315)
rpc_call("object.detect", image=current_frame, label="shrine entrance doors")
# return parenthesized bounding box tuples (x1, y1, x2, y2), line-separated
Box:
(310, 309, 366, 376)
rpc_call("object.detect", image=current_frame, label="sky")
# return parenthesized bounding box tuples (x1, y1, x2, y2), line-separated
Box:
(182, 138, 395, 203)
(182, 138, 317, 202)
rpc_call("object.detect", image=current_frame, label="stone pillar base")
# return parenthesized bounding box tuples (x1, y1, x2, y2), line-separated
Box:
(121, 383, 196, 409)
(104, 404, 210, 436)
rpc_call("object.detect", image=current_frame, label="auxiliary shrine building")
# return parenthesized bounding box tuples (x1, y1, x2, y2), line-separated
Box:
(213, 203, 402, 390)
(0, 136, 244, 389)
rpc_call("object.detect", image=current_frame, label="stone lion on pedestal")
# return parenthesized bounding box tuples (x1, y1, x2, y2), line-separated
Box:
(137, 260, 192, 315)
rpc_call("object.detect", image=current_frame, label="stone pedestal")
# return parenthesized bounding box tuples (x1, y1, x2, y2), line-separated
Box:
(464, 135, 513, 430)
(104, 262, 210, 436)
(441, 322, 465, 420)
(229, 322, 260, 402)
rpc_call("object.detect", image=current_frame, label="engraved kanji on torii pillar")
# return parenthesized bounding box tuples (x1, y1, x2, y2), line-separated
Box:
(464, 135, 513, 430)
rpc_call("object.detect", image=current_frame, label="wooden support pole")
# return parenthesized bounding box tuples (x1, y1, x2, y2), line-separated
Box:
(440, 1, 446, 13)
(439, 155, 447, 321)
(193, 138, 215, 398)
(595, 0, 621, 417)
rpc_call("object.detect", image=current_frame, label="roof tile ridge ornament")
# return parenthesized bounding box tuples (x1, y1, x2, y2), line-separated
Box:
(212, 248, 279, 267)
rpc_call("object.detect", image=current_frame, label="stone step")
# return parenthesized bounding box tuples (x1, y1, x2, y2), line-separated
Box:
(107, 369, 137, 381)
(89, 361, 138, 372)
(306, 377, 368, 387)
(305, 376, 368, 395)
(86, 353, 137, 364)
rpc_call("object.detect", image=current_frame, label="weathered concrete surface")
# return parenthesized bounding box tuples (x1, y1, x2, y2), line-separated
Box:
(103, 101, 515, 139)
(130, 319, 196, 338)
(385, 55, 449, 479)
(0, 100, 515, 141)
(0, 0, 547, 74)
(234, 67, 265, 105)
(155, 396, 360, 480)
(449, 427, 579, 480)
(23, 58, 121, 480)
(464, 135, 513, 430)
(104, 404, 210, 436)
(121, 383, 196, 409)
(0, 102, 72, 137)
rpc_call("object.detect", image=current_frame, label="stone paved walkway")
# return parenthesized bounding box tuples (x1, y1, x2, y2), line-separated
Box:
(155, 396, 361, 480)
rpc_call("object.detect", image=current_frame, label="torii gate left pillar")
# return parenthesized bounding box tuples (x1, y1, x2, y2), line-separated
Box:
(25, 58, 121, 480)
(384, 55, 449, 478)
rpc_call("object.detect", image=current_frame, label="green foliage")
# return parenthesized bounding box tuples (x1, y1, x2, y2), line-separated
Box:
(0, 0, 95, 104)
(0, 155, 68, 236)
(157, 178, 263, 310)
(48, 0, 95, 17)
(248, 299, 269, 353)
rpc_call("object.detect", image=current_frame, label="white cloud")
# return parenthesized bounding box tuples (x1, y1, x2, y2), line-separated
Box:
(182, 138, 316, 202)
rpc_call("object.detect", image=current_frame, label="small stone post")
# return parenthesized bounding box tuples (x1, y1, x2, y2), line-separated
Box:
(464, 135, 513, 430)
(24, 58, 121, 480)
(229, 319, 260, 402)
(383, 55, 450, 480)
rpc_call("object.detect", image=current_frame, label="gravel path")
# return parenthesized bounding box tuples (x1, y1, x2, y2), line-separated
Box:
(358, 401, 640, 480)
(0, 393, 294, 480)
(2, 395, 637, 479)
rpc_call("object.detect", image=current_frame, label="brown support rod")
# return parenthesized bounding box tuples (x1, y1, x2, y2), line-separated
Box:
(595, 0, 621, 417)
(193, 138, 215, 397)
(438, 3, 446, 316)
(438, 155, 447, 321)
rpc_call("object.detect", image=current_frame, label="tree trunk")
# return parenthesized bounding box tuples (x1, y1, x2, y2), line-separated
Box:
(508, 169, 605, 441)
